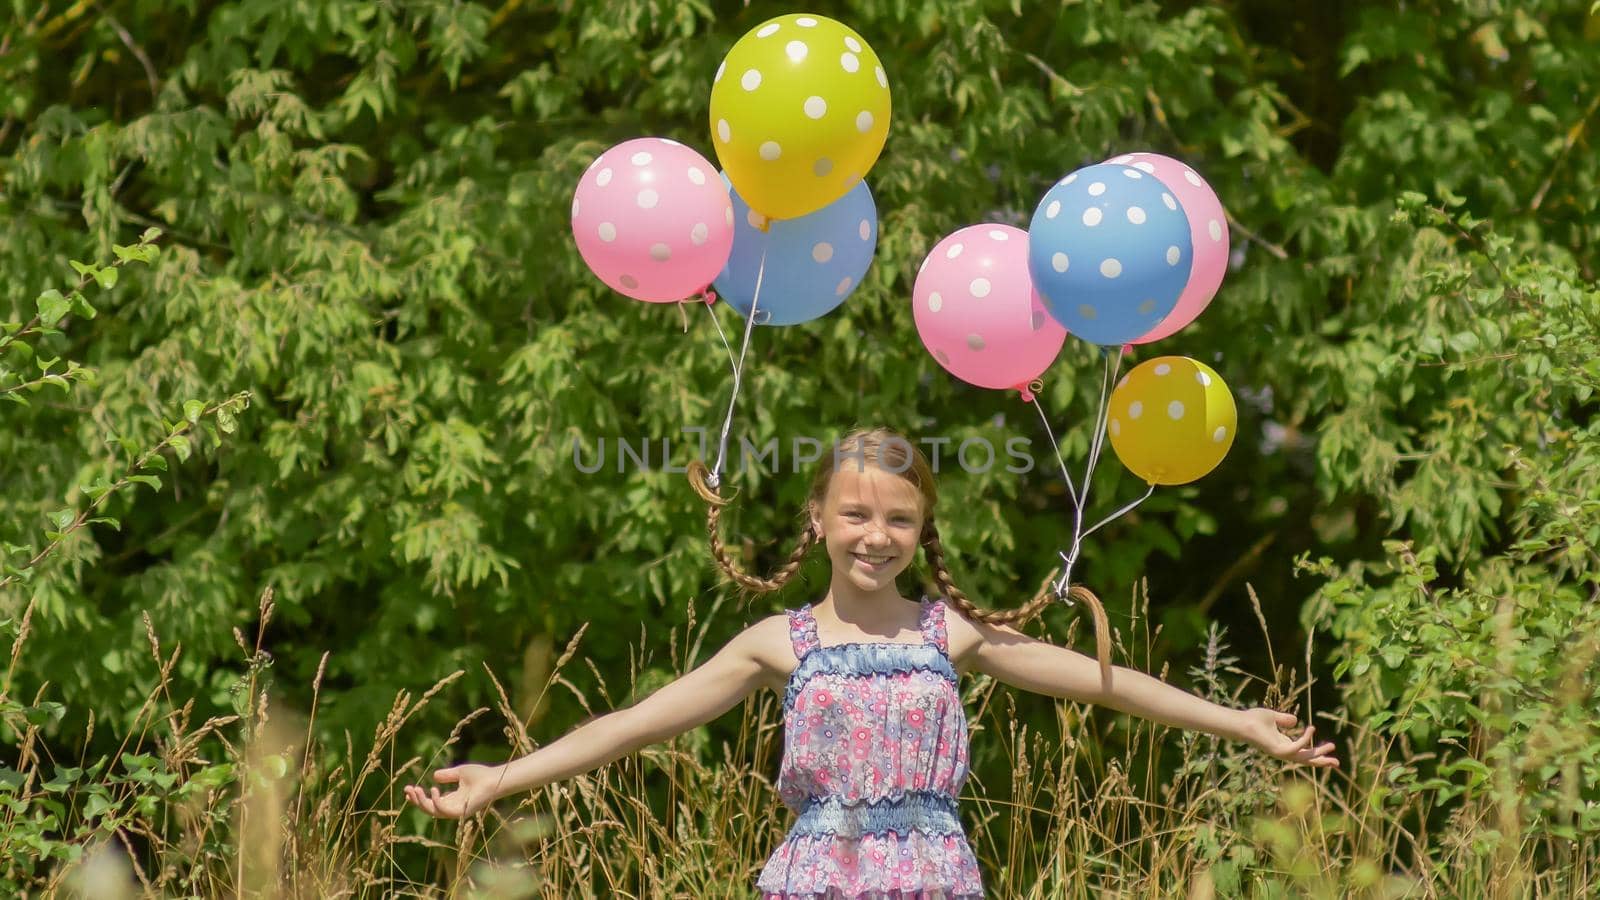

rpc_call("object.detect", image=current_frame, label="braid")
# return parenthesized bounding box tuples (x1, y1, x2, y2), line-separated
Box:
(688, 460, 816, 594)
(922, 523, 1112, 689)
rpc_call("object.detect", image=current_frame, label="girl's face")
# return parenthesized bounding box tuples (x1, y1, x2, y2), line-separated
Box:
(811, 464, 926, 594)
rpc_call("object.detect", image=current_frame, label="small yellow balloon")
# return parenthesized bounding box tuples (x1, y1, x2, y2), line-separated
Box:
(709, 14, 891, 221)
(1106, 356, 1237, 486)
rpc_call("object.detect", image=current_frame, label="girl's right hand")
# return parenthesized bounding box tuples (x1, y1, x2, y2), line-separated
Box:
(404, 763, 503, 819)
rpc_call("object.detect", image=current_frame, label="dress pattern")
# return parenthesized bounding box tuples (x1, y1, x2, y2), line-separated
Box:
(757, 598, 982, 899)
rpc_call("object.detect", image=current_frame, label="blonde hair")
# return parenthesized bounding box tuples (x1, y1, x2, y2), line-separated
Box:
(686, 427, 1111, 686)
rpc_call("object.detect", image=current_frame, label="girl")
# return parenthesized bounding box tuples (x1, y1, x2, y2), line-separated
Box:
(406, 428, 1338, 898)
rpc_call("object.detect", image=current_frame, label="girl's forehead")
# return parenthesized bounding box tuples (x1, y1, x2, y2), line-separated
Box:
(824, 465, 924, 513)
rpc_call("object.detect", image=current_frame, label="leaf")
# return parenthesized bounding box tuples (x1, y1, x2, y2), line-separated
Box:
(70, 291, 97, 320)
(170, 434, 192, 462)
(34, 290, 71, 326)
(183, 399, 205, 423)
(95, 266, 119, 289)
(22, 702, 66, 726)
(1448, 331, 1480, 354)
(82, 478, 116, 502)
(128, 474, 163, 492)
(46, 508, 76, 530)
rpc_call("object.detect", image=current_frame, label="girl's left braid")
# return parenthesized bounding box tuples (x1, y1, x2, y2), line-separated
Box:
(922, 522, 1112, 689)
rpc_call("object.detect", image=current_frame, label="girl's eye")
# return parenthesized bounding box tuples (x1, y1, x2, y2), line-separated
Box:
(843, 511, 866, 521)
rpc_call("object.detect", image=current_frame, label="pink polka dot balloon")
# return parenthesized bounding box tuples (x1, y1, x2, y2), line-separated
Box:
(572, 138, 735, 302)
(913, 224, 1067, 392)
(1105, 152, 1230, 344)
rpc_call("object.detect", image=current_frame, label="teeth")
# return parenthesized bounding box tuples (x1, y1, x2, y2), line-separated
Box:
(855, 553, 891, 564)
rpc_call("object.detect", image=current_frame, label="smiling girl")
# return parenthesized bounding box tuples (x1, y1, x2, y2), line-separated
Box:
(405, 428, 1337, 898)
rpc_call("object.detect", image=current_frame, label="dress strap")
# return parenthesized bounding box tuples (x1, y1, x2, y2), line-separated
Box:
(919, 597, 949, 654)
(787, 605, 820, 660)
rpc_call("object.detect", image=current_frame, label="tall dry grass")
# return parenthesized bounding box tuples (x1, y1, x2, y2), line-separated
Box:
(1, 583, 1593, 898)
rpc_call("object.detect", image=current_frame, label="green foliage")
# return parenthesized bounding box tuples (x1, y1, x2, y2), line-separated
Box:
(3, 0, 1599, 892)
(1297, 204, 1600, 849)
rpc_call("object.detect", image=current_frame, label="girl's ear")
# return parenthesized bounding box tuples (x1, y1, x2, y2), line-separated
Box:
(808, 502, 823, 536)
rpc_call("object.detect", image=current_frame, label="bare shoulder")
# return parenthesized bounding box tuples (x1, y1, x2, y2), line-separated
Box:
(941, 601, 1035, 676)
(725, 611, 799, 693)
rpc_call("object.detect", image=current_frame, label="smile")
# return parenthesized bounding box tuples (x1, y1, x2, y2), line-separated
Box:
(852, 552, 894, 566)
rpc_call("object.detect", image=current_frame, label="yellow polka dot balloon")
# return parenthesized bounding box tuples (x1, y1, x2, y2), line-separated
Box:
(1106, 356, 1237, 486)
(709, 13, 891, 221)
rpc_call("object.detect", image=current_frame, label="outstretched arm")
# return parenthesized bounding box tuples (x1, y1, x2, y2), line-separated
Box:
(406, 614, 789, 818)
(951, 616, 1338, 769)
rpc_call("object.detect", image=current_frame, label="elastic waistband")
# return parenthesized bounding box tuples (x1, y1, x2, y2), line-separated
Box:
(792, 791, 963, 839)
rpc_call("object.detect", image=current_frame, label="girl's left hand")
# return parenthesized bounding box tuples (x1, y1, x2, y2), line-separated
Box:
(1235, 708, 1339, 769)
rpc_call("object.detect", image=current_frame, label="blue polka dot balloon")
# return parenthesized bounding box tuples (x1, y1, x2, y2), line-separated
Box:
(714, 175, 877, 326)
(1027, 163, 1193, 346)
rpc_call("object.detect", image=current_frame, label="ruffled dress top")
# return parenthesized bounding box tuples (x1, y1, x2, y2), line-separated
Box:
(757, 598, 983, 899)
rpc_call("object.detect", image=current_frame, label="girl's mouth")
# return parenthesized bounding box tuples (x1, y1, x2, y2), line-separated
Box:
(852, 552, 893, 570)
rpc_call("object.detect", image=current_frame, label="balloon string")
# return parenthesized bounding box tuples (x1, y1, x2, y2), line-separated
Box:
(702, 295, 739, 377)
(1030, 388, 1080, 510)
(1052, 348, 1124, 599)
(707, 239, 767, 490)
(1080, 483, 1155, 542)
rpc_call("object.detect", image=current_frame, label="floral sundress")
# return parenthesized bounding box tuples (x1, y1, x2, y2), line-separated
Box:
(756, 598, 983, 899)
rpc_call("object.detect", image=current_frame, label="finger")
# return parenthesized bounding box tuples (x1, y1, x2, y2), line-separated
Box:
(1275, 711, 1297, 728)
(411, 788, 435, 815)
(1290, 726, 1315, 752)
(433, 767, 460, 784)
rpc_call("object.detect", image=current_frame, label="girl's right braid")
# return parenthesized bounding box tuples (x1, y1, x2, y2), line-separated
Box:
(688, 460, 815, 594)
(922, 523, 1112, 689)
